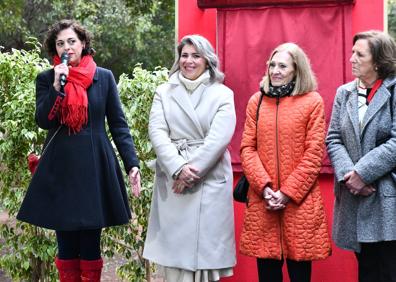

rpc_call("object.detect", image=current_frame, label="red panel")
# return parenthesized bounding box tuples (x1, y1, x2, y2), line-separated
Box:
(178, 1, 217, 46)
(218, 5, 353, 172)
(352, 0, 384, 35)
(198, 0, 354, 8)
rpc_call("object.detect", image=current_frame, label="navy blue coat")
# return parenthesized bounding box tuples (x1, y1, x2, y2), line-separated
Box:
(17, 67, 139, 231)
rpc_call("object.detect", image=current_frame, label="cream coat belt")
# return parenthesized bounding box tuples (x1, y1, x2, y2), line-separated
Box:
(172, 139, 204, 160)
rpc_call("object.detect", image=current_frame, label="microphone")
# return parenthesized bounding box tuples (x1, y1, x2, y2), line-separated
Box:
(60, 52, 69, 87)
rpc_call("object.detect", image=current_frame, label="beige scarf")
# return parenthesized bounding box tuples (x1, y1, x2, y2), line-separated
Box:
(178, 70, 210, 93)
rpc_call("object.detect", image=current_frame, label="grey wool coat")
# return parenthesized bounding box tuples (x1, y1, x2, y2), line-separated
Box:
(326, 76, 396, 252)
(143, 73, 237, 271)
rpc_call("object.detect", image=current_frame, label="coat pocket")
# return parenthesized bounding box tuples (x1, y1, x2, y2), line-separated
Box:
(382, 172, 396, 197)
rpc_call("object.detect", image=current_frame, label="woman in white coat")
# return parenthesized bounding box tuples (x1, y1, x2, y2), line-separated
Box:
(143, 35, 236, 282)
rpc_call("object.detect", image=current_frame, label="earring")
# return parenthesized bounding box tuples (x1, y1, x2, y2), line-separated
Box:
(375, 66, 378, 71)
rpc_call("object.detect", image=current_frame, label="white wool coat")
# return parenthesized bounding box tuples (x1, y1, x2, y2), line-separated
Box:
(143, 73, 237, 271)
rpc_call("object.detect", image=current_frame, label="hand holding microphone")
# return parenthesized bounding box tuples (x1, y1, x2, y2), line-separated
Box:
(59, 52, 69, 87)
(53, 52, 70, 91)
(49, 52, 70, 118)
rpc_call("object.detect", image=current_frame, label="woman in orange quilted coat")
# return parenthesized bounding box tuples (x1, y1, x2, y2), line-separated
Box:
(240, 43, 331, 282)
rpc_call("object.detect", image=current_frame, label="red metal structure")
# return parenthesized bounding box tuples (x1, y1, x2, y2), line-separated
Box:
(177, 1, 384, 281)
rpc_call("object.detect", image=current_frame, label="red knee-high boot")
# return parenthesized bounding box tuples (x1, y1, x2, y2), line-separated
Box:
(80, 258, 103, 282)
(55, 257, 81, 282)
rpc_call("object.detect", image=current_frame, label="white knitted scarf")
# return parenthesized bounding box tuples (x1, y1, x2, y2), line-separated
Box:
(178, 70, 210, 93)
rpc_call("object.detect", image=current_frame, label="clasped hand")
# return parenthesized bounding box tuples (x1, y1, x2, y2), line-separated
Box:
(172, 164, 200, 194)
(263, 187, 289, 211)
(343, 170, 375, 196)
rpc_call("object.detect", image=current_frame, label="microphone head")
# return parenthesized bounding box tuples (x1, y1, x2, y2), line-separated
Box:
(60, 52, 69, 64)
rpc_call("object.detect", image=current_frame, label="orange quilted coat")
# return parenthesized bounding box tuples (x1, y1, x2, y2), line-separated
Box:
(240, 91, 331, 261)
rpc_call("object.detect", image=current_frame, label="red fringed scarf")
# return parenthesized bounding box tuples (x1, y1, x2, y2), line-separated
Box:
(53, 55, 97, 133)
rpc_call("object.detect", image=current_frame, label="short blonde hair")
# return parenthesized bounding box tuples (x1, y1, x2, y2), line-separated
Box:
(260, 43, 317, 96)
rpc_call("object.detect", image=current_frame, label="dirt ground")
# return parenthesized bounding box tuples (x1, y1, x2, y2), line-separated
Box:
(0, 259, 164, 282)
(0, 211, 164, 282)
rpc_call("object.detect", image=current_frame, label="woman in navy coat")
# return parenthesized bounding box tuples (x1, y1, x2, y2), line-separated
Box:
(17, 19, 141, 281)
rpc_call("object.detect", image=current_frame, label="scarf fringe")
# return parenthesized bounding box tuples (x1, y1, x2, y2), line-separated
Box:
(60, 105, 88, 134)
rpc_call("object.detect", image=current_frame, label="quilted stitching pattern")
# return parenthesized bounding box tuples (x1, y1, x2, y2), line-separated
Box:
(240, 91, 331, 260)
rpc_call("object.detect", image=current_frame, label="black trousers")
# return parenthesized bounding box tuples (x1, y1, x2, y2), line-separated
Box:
(257, 258, 311, 282)
(355, 241, 396, 282)
(56, 229, 102, 260)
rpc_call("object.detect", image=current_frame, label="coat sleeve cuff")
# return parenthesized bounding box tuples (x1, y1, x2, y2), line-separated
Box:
(47, 92, 65, 120)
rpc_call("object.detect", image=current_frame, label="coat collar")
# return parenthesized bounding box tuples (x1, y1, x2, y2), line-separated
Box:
(168, 72, 209, 137)
(382, 75, 396, 89)
(344, 80, 361, 141)
(344, 76, 396, 138)
(361, 76, 395, 134)
(168, 72, 181, 85)
(93, 68, 99, 81)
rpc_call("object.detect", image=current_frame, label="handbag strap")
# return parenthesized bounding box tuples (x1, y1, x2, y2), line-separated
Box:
(256, 92, 264, 123)
(40, 125, 62, 157)
(387, 84, 396, 175)
(255, 92, 265, 142)
(389, 84, 394, 119)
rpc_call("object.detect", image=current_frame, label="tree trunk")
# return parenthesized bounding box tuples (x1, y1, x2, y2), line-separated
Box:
(145, 259, 151, 282)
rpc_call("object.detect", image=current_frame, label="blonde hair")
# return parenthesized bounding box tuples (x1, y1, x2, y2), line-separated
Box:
(260, 43, 317, 96)
(169, 34, 224, 83)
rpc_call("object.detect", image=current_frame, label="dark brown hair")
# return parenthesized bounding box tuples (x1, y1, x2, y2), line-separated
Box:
(44, 19, 95, 57)
(353, 30, 396, 79)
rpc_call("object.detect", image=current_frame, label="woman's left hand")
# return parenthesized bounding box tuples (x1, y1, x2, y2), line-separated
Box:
(128, 167, 141, 197)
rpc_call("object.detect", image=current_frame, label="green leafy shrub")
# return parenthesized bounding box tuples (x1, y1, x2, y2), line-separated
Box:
(0, 45, 57, 281)
(0, 44, 168, 281)
(103, 65, 168, 281)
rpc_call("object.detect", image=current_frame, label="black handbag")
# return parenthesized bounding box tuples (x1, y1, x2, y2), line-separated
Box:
(233, 92, 264, 203)
(233, 174, 250, 202)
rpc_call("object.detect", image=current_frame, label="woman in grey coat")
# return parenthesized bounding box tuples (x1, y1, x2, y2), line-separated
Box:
(143, 35, 236, 282)
(326, 30, 396, 282)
